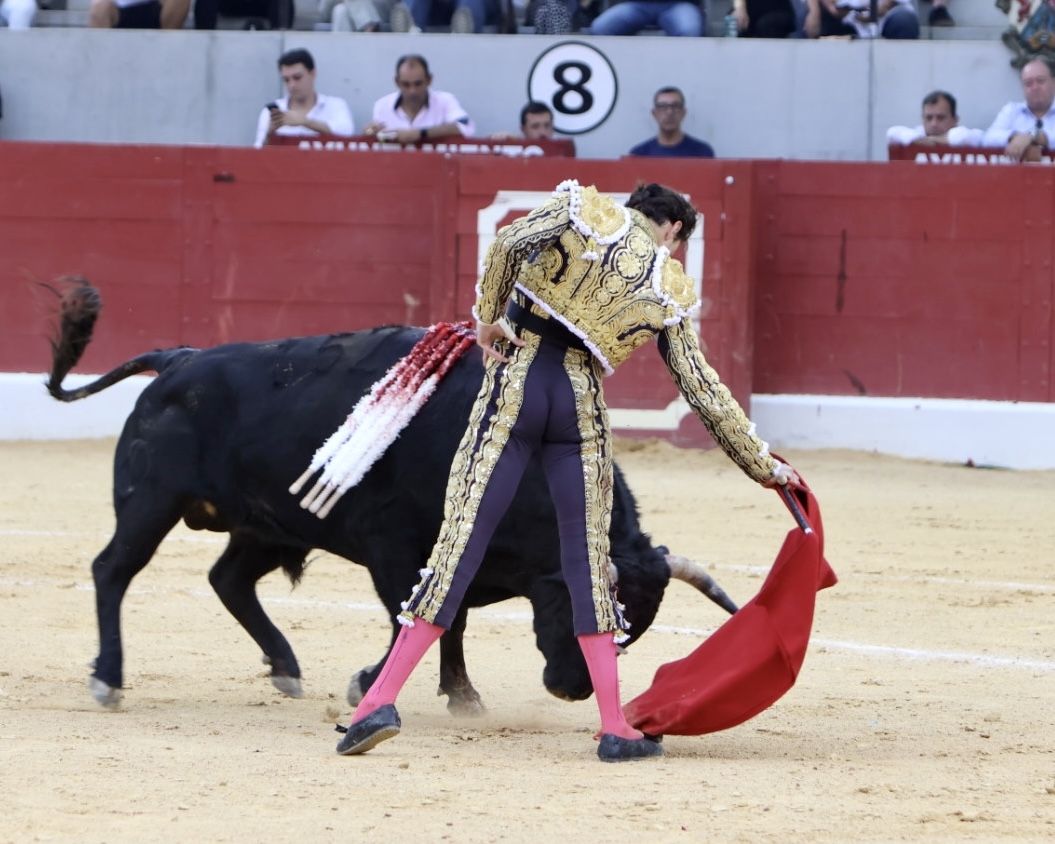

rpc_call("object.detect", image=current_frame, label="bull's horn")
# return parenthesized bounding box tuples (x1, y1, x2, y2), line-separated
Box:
(666, 554, 738, 615)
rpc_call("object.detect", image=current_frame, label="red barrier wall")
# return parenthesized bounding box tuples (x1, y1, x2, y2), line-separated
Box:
(2, 141, 1053, 432)
(751, 161, 1054, 402)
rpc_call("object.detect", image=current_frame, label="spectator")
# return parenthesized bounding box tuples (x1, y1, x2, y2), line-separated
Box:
(1, 0, 36, 28)
(254, 49, 354, 149)
(490, 102, 555, 141)
(887, 90, 983, 147)
(628, 87, 714, 158)
(588, 0, 706, 37)
(815, 0, 919, 39)
(387, 0, 497, 32)
(732, 0, 796, 37)
(927, 0, 953, 27)
(984, 56, 1055, 162)
(325, 0, 393, 30)
(194, 0, 294, 28)
(89, 0, 191, 27)
(529, 0, 601, 32)
(365, 54, 476, 145)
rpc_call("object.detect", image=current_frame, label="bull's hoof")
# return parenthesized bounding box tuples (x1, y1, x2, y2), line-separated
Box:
(597, 733, 664, 762)
(89, 676, 122, 709)
(346, 668, 373, 707)
(271, 674, 303, 698)
(444, 692, 486, 717)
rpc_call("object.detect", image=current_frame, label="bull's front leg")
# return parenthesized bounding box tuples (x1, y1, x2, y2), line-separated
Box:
(438, 606, 485, 716)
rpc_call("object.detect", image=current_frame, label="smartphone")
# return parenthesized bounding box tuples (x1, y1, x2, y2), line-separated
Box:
(266, 102, 280, 112)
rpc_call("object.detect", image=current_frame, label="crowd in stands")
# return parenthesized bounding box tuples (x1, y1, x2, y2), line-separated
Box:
(251, 45, 1055, 163)
(254, 47, 719, 155)
(887, 57, 1055, 162)
(1, 0, 968, 35)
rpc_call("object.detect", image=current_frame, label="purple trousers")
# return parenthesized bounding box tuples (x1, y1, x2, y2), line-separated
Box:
(401, 322, 623, 637)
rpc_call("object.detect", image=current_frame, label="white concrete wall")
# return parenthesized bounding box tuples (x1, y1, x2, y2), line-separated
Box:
(0, 30, 1027, 160)
(8, 373, 1054, 469)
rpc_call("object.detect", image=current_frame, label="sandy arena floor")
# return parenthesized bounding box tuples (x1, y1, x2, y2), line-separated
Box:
(0, 438, 1052, 843)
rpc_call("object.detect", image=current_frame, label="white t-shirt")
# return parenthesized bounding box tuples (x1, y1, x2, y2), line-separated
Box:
(886, 125, 984, 146)
(983, 101, 1055, 148)
(835, 0, 914, 38)
(371, 89, 475, 137)
(254, 93, 355, 148)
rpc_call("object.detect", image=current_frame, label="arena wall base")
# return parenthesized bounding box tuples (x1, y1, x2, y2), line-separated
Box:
(6, 373, 1053, 471)
(4, 373, 151, 440)
(752, 394, 1055, 471)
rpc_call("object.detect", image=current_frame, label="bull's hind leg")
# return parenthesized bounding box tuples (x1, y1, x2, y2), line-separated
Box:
(438, 605, 485, 716)
(91, 497, 184, 708)
(345, 606, 484, 716)
(207, 535, 307, 698)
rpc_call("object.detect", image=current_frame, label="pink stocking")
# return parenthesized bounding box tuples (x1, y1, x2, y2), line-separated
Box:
(577, 632, 643, 741)
(352, 617, 444, 721)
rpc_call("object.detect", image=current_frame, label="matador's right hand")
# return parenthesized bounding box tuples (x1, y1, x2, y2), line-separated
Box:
(762, 461, 803, 490)
(476, 318, 525, 364)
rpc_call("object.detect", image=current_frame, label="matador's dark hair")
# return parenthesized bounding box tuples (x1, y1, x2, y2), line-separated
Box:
(625, 183, 697, 243)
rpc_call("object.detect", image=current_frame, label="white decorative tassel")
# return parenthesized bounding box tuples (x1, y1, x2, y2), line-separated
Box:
(291, 322, 474, 519)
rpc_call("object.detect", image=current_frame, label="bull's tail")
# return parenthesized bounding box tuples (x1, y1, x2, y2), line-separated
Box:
(44, 277, 195, 403)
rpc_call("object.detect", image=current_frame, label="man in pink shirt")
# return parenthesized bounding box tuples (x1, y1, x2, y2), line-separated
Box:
(365, 54, 476, 145)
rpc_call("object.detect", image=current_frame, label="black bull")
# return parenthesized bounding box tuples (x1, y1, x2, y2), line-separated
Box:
(46, 282, 736, 711)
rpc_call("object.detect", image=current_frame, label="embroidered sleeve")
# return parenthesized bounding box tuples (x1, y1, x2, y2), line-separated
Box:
(657, 319, 778, 483)
(473, 193, 571, 325)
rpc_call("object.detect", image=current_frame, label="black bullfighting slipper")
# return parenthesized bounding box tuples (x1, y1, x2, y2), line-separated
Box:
(335, 704, 401, 755)
(597, 733, 664, 762)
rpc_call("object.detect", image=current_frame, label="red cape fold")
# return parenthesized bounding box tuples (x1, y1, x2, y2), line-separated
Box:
(624, 481, 837, 736)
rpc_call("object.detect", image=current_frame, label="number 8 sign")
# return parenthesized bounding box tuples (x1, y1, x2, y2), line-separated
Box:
(527, 41, 618, 136)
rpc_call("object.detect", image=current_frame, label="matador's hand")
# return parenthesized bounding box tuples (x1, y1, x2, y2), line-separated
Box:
(761, 461, 802, 489)
(476, 318, 525, 364)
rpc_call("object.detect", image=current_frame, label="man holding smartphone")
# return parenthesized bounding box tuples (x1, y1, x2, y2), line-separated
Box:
(254, 48, 355, 148)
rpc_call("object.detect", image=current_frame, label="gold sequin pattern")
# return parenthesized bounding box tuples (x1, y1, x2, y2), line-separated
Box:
(659, 319, 778, 483)
(473, 188, 701, 373)
(402, 335, 541, 624)
(563, 349, 622, 635)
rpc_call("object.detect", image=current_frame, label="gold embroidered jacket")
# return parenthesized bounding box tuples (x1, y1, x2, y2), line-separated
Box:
(473, 180, 777, 483)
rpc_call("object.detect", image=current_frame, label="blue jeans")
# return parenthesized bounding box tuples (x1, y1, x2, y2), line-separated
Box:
(407, 0, 497, 30)
(588, 1, 705, 36)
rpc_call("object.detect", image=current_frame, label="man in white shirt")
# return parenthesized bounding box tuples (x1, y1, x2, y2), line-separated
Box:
(254, 49, 355, 149)
(983, 57, 1055, 162)
(886, 90, 983, 147)
(365, 54, 475, 146)
(0, 0, 37, 28)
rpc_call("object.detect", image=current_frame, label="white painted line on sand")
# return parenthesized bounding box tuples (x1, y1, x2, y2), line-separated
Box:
(3, 576, 1051, 673)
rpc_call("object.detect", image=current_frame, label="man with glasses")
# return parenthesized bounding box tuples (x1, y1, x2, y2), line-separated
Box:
(983, 56, 1055, 163)
(629, 87, 714, 158)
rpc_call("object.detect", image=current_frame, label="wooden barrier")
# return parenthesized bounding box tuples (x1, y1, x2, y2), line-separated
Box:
(888, 142, 1055, 165)
(2, 141, 1052, 446)
(268, 133, 577, 158)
